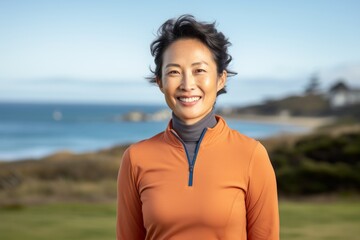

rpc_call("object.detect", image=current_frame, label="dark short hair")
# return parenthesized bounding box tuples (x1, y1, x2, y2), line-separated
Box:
(148, 14, 236, 95)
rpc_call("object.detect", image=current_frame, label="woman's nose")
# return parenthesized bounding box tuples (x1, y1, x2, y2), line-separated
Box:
(180, 72, 195, 91)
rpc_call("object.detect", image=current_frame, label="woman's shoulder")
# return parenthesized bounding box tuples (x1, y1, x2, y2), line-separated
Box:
(216, 116, 258, 146)
(121, 131, 169, 167)
(225, 124, 258, 146)
(126, 130, 167, 153)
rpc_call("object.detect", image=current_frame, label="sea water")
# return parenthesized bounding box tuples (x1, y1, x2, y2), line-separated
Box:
(0, 102, 306, 161)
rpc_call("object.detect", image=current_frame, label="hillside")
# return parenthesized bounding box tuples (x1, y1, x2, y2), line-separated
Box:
(219, 93, 360, 121)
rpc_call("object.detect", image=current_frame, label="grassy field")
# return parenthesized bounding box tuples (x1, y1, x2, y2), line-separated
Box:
(0, 203, 116, 240)
(0, 200, 359, 240)
(280, 200, 360, 239)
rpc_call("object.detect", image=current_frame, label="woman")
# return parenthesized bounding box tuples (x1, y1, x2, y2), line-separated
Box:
(117, 15, 279, 240)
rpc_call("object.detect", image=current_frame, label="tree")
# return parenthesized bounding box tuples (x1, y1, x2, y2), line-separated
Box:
(304, 73, 321, 95)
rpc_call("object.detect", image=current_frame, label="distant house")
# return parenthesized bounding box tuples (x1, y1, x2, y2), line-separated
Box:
(328, 81, 360, 108)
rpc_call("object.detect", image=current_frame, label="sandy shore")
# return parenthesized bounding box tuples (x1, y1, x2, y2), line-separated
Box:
(224, 114, 335, 130)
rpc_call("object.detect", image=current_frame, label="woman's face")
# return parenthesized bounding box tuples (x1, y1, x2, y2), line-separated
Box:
(157, 38, 226, 125)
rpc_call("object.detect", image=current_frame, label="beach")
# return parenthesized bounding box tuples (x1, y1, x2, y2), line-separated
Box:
(225, 113, 335, 130)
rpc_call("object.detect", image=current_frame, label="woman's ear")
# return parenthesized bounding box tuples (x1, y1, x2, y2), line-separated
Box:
(156, 77, 164, 93)
(217, 70, 227, 92)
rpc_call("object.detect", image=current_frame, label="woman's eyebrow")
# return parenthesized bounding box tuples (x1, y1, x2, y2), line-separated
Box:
(191, 61, 208, 66)
(165, 63, 180, 69)
(165, 61, 208, 69)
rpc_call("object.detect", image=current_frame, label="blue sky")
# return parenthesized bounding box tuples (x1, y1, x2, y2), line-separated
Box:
(0, 1, 359, 105)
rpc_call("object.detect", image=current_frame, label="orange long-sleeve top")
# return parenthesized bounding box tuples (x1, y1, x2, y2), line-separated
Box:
(117, 116, 279, 240)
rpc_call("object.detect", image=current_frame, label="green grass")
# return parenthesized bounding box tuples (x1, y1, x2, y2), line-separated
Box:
(0, 203, 116, 240)
(280, 200, 360, 239)
(0, 200, 359, 240)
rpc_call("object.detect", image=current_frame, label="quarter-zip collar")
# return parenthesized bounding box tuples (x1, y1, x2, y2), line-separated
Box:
(164, 115, 229, 187)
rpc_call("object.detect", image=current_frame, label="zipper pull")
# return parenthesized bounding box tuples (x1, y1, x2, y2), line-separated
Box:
(188, 165, 194, 186)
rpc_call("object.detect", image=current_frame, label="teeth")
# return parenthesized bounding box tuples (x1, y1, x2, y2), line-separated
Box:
(179, 97, 200, 103)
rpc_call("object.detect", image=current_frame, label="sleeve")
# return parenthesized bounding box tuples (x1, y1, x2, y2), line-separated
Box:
(245, 142, 279, 240)
(117, 148, 146, 240)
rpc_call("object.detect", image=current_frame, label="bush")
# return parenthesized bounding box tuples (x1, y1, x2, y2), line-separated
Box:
(270, 132, 360, 196)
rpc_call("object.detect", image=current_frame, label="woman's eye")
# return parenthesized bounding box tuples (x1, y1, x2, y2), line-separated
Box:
(195, 69, 206, 73)
(167, 70, 179, 75)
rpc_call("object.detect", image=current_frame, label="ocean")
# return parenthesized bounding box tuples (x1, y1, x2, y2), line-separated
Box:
(0, 102, 306, 161)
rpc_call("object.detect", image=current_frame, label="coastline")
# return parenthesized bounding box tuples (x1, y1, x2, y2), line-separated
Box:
(0, 114, 335, 162)
(224, 114, 335, 130)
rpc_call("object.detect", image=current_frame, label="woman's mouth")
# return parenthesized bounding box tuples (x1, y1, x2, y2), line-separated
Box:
(178, 96, 201, 103)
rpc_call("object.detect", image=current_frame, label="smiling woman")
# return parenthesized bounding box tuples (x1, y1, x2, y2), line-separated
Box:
(157, 38, 226, 125)
(116, 14, 279, 240)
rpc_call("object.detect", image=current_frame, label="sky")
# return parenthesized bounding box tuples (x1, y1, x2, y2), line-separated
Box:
(0, 0, 359, 106)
